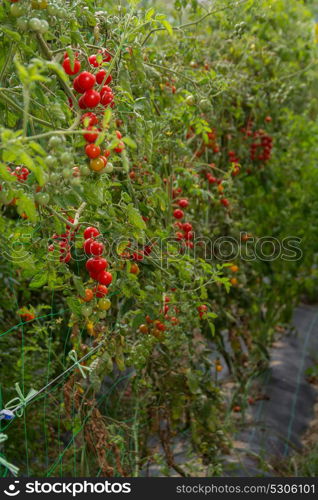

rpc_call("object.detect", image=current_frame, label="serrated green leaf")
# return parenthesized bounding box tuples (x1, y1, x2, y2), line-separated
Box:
(122, 136, 137, 149)
(30, 271, 48, 289)
(127, 204, 146, 230)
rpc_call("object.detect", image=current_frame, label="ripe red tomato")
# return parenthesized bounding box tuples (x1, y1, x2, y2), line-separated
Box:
(114, 141, 125, 153)
(83, 126, 99, 143)
(132, 251, 144, 261)
(84, 226, 100, 239)
(178, 199, 189, 208)
(184, 231, 193, 240)
(83, 238, 94, 255)
(77, 71, 96, 91)
(173, 209, 184, 219)
(99, 156, 108, 166)
(83, 89, 100, 108)
(85, 143, 101, 159)
(115, 130, 122, 139)
(78, 95, 87, 109)
(88, 54, 100, 67)
(60, 252, 71, 263)
(94, 284, 108, 298)
(62, 58, 81, 76)
(182, 222, 192, 233)
(90, 241, 104, 256)
(220, 198, 230, 207)
(73, 76, 85, 93)
(86, 256, 107, 273)
(81, 112, 98, 126)
(97, 270, 112, 285)
(101, 92, 113, 106)
(95, 69, 112, 85)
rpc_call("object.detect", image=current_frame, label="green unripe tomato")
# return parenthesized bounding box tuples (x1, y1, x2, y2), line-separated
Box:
(199, 98, 211, 111)
(29, 18, 42, 32)
(104, 162, 114, 173)
(80, 166, 90, 176)
(97, 311, 107, 319)
(49, 172, 59, 183)
(98, 298, 111, 311)
(60, 152, 72, 165)
(16, 17, 28, 31)
(82, 305, 92, 317)
(48, 135, 63, 149)
(47, 4, 58, 15)
(35, 192, 50, 206)
(46, 155, 57, 167)
(185, 95, 195, 106)
(62, 168, 72, 179)
(39, 20, 49, 34)
(56, 8, 67, 18)
(10, 4, 24, 17)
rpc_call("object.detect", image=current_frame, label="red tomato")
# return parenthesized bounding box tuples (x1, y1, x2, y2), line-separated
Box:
(77, 71, 96, 91)
(173, 209, 184, 219)
(178, 199, 189, 208)
(85, 143, 101, 159)
(83, 126, 99, 143)
(90, 241, 104, 256)
(63, 58, 81, 76)
(83, 227, 100, 239)
(94, 284, 108, 297)
(83, 89, 100, 108)
(81, 112, 98, 126)
(88, 54, 100, 67)
(97, 270, 112, 285)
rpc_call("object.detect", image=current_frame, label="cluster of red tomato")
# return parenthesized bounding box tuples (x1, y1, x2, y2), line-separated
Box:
(62, 51, 125, 173)
(198, 304, 208, 319)
(228, 151, 241, 176)
(172, 195, 194, 248)
(48, 216, 77, 263)
(241, 118, 273, 164)
(194, 129, 220, 158)
(83, 226, 113, 297)
(202, 166, 230, 209)
(8, 165, 30, 182)
(249, 130, 273, 163)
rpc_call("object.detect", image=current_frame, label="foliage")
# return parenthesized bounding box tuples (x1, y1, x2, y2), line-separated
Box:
(0, 0, 317, 477)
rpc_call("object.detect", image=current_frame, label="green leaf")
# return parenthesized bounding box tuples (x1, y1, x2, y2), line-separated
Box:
(0, 164, 17, 182)
(1, 27, 21, 42)
(16, 194, 37, 222)
(116, 240, 130, 255)
(161, 19, 174, 37)
(30, 271, 48, 289)
(122, 136, 137, 149)
(146, 8, 155, 20)
(127, 204, 146, 230)
(73, 276, 85, 297)
(66, 296, 82, 316)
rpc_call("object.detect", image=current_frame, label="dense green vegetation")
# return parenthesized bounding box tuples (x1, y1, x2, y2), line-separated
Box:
(0, 0, 318, 477)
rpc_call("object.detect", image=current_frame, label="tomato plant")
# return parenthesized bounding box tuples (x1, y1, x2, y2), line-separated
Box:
(0, 0, 318, 478)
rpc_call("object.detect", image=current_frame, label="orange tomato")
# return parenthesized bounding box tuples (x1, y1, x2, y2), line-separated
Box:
(82, 288, 94, 302)
(89, 157, 105, 172)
